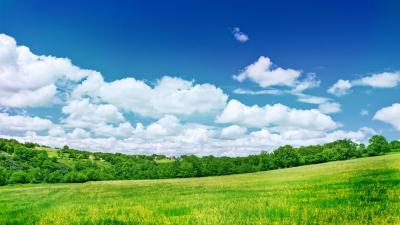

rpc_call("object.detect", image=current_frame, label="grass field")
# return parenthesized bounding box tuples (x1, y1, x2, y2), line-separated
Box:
(0, 153, 399, 225)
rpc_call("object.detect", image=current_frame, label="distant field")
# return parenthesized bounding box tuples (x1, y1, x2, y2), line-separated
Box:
(1, 153, 399, 225)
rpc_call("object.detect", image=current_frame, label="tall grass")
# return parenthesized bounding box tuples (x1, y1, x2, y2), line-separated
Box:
(1, 153, 399, 225)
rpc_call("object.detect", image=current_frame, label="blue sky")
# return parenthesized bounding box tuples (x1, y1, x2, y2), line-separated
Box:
(0, 0, 399, 156)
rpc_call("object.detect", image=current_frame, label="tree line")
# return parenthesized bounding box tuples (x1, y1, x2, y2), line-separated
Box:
(0, 135, 399, 185)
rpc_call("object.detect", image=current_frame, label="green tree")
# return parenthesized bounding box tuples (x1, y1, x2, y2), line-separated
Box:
(8, 171, 28, 184)
(367, 135, 389, 156)
(178, 161, 195, 177)
(273, 145, 300, 168)
(0, 168, 8, 186)
(389, 140, 400, 152)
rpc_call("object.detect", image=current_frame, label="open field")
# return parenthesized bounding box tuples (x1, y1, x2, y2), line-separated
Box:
(0, 153, 399, 225)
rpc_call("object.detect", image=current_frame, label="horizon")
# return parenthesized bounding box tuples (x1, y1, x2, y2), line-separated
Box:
(1, 1, 400, 156)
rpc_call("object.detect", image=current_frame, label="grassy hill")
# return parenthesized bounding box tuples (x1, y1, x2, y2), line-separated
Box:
(1, 153, 399, 225)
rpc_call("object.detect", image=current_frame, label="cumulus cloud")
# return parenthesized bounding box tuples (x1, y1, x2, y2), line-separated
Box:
(232, 27, 249, 42)
(0, 113, 53, 134)
(354, 72, 400, 88)
(67, 128, 91, 139)
(0, 33, 380, 156)
(328, 79, 352, 96)
(232, 57, 338, 112)
(329, 72, 400, 96)
(62, 99, 125, 128)
(145, 115, 182, 136)
(373, 103, 400, 130)
(318, 102, 342, 114)
(0, 34, 98, 107)
(216, 99, 338, 131)
(3, 126, 375, 156)
(48, 126, 66, 137)
(233, 56, 301, 87)
(73, 75, 228, 118)
(220, 125, 247, 139)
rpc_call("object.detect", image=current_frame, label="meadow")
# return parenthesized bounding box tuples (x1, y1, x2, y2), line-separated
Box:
(0, 153, 399, 225)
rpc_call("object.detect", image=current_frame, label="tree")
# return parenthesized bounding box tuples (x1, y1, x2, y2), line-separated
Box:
(8, 171, 28, 184)
(367, 135, 390, 156)
(0, 168, 8, 186)
(178, 161, 195, 177)
(273, 145, 300, 168)
(390, 140, 400, 152)
(27, 168, 46, 183)
(357, 143, 367, 155)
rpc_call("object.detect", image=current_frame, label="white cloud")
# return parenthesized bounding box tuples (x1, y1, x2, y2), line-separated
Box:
(3, 126, 375, 156)
(360, 110, 369, 116)
(62, 99, 125, 128)
(0, 85, 57, 108)
(318, 102, 341, 114)
(146, 115, 182, 136)
(295, 93, 330, 105)
(73, 75, 228, 118)
(0, 33, 381, 156)
(220, 125, 247, 139)
(329, 72, 400, 96)
(216, 99, 338, 131)
(354, 72, 400, 88)
(233, 56, 301, 87)
(48, 126, 66, 137)
(294, 93, 340, 114)
(91, 122, 135, 138)
(373, 103, 400, 130)
(233, 88, 283, 95)
(328, 79, 352, 96)
(0, 113, 53, 134)
(0, 34, 98, 108)
(67, 128, 90, 139)
(292, 74, 321, 92)
(234, 85, 341, 114)
(232, 27, 249, 42)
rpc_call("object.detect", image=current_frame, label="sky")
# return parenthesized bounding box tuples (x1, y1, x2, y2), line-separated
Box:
(0, 0, 399, 156)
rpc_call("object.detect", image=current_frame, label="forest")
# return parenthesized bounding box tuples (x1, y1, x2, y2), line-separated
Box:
(0, 135, 399, 185)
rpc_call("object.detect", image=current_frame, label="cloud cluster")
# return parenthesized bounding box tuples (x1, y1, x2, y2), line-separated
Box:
(0, 113, 54, 134)
(216, 99, 338, 131)
(233, 56, 301, 87)
(73, 74, 228, 118)
(373, 103, 400, 131)
(0, 34, 98, 107)
(61, 99, 125, 128)
(232, 27, 249, 42)
(232, 57, 341, 114)
(1, 122, 375, 156)
(328, 72, 400, 96)
(0, 33, 382, 156)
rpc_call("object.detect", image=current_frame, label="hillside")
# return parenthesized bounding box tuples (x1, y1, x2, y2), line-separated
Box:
(1, 153, 399, 224)
(1, 136, 399, 186)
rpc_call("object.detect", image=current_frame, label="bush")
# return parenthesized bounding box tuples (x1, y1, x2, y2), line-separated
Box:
(8, 171, 28, 184)
(0, 168, 8, 186)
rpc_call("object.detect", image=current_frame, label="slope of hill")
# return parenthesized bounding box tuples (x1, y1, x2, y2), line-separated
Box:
(1, 153, 399, 224)
(1, 136, 399, 186)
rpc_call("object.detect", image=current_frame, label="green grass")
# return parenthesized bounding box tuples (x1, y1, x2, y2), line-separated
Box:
(34, 146, 59, 158)
(1, 154, 399, 225)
